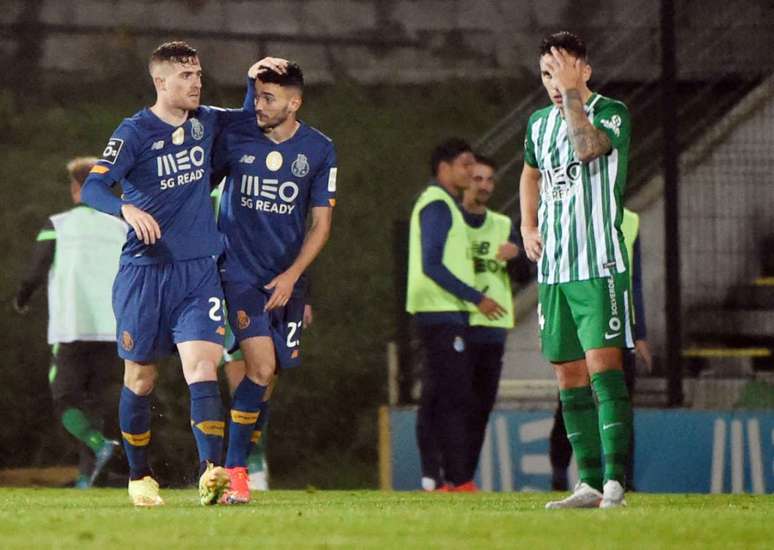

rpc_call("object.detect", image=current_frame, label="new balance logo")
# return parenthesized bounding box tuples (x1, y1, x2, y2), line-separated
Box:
(151, 140, 165, 151)
(239, 155, 255, 164)
(156, 145, 205, 177)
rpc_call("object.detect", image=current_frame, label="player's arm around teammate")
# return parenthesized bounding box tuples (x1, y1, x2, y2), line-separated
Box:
(79, 42, 282, 507)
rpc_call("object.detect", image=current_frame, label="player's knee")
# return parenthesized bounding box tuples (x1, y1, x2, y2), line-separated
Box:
(184, 358, 218, 384)
(586, 348, 623, 375)
(553, 360, 589, 389)
(123, 364, 157, 395)
(245, 362, 274, 386)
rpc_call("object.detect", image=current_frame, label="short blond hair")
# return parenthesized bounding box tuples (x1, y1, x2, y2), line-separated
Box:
(66, 157, 98, 187)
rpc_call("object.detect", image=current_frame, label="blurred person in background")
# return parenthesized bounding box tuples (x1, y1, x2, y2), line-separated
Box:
(406, 138, 506, 492)
(13, 156, 127, 488)
(520, 31, 634, 509)
(549, 207, 652, 491)
(460, 154, 521, 484)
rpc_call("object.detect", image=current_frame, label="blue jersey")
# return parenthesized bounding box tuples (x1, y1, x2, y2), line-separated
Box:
(83, 106, 241, 265)
(214, 115, 337, 286)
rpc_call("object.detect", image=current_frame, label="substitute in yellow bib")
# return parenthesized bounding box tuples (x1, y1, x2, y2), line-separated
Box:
(461, 155, 521, 482)
(406, 138, 506, 492)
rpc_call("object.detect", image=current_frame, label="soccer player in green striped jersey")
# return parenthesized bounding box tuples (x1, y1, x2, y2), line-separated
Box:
(519, 31, 633, 509)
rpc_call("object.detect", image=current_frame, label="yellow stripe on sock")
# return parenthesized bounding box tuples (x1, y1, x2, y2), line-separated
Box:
(122, 431, 151, 447)
(231, 410, 260, 425)
(251, 430, 263, 444)
(194, 420, 225, 436)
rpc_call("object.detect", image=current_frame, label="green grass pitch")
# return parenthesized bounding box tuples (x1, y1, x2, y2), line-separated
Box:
(1, 489, 772, 549)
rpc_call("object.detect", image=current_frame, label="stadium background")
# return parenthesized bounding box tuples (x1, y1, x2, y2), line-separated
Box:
(1, 0, 773, 490)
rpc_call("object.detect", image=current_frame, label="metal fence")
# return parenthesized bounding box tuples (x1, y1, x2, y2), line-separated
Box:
(395, 0, 774, 410)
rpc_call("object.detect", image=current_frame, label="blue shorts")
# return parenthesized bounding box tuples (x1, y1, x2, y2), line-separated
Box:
(112, 257, 226, 362)
(223, 281, 305, 369)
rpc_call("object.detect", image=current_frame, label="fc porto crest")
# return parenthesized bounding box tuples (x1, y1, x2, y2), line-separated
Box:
(237, 310, 251, 331)
(291, 154, 310, 177)
(190, 118, 204, 140)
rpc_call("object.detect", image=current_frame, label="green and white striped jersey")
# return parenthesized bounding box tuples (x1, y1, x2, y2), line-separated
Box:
(524, 93, 631, 284)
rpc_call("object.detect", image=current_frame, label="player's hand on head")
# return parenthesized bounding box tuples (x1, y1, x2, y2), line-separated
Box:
(248, 57, 289, 79)
(120, 204, 161, 246)
(520, 226, 543, 263)
(496, 242, 521, 261)
(264, 270, 297, 311)
(546, 47, 584, 93)
(477, 296, 507, 320)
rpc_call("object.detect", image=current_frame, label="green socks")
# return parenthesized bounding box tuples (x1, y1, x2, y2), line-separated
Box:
(591, 370, 632, 485)
(559, 386, 603, 491)
(61, 408, 106, 453)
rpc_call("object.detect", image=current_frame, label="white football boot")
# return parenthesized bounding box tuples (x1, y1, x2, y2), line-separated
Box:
(545, 482, 603, 509)
(599, 480, 627, 508)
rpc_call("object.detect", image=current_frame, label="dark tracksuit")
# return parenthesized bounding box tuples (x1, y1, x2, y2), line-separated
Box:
(414, 185, 483, 487)
(461, 210, 521, 481)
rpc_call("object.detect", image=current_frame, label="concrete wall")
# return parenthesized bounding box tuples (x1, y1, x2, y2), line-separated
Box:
(2, 0, 773, 85)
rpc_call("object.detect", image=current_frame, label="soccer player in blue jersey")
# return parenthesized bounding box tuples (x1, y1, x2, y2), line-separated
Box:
(80, 41, 282, 507)
(212, 62, 336, 503)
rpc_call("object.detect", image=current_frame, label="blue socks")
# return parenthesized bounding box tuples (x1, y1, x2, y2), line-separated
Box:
(225, 377, 266, 468)
(189, 381, 226, 467)
(119, 386, 151, 480)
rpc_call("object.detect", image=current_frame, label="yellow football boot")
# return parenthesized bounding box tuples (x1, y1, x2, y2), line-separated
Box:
(128, 476, 164, 507)
(199, 463, 230, 506)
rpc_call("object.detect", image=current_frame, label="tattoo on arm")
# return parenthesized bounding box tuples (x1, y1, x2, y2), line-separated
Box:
(562, 89, 612, 162)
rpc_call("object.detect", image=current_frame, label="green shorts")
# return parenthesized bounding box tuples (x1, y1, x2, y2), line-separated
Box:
(537, 272, 634, 363)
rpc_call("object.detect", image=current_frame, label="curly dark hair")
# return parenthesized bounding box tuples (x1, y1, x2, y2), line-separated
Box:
(257, 62, 304, 91)
(540, 31, 587, 60)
